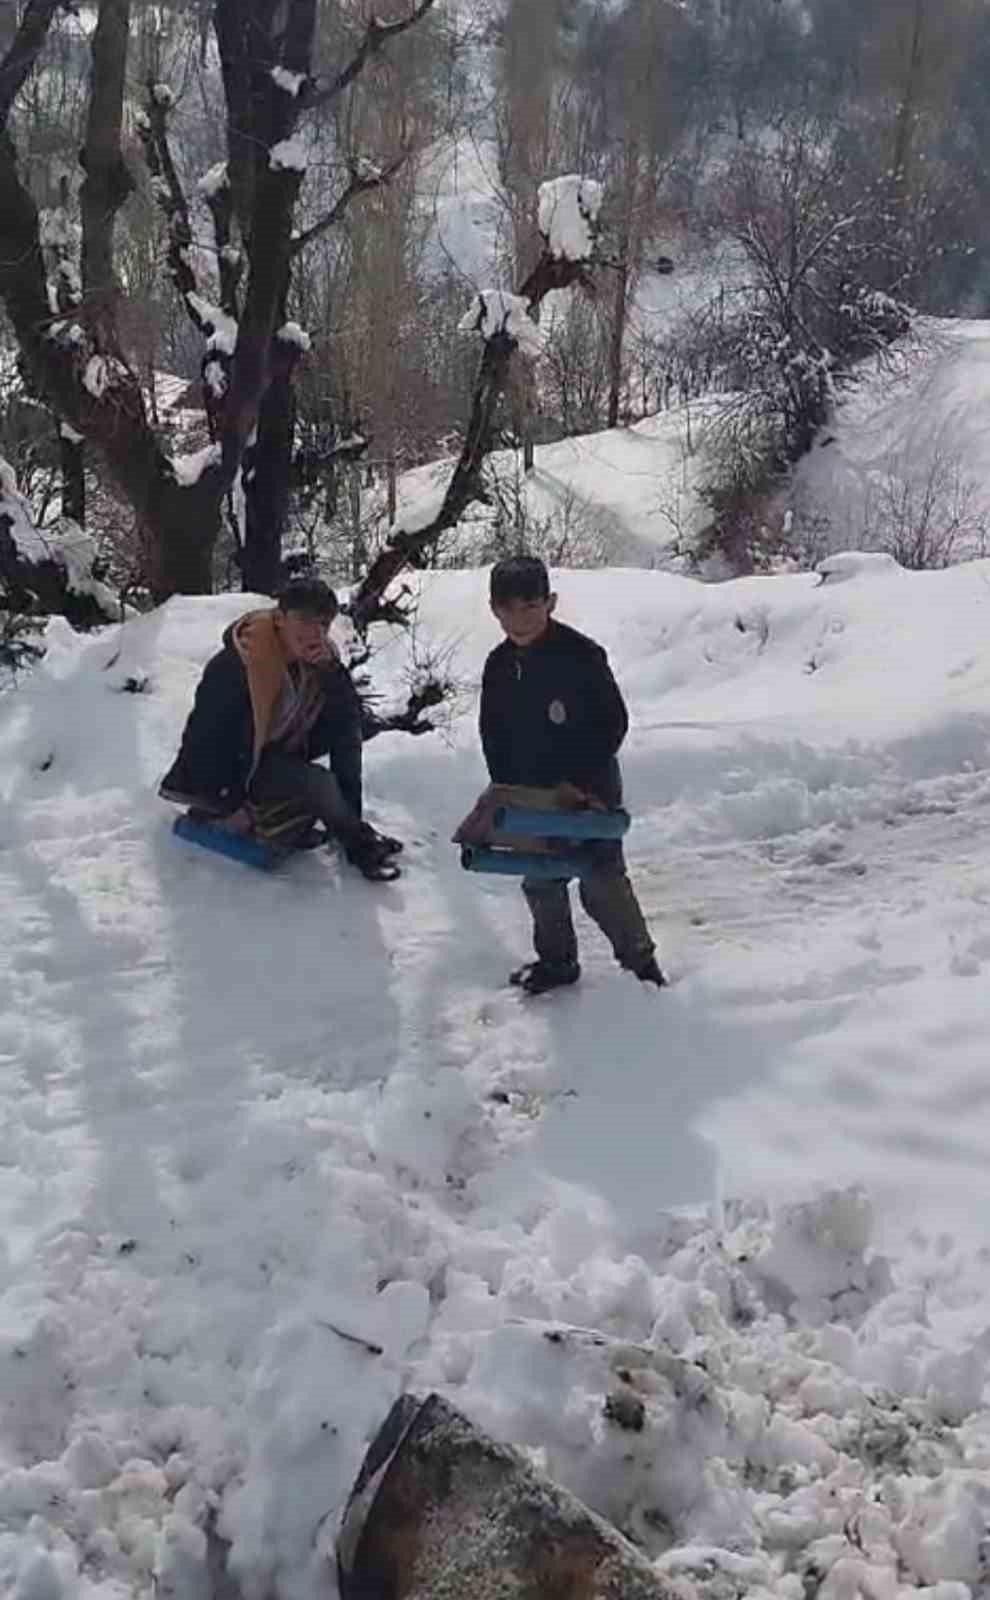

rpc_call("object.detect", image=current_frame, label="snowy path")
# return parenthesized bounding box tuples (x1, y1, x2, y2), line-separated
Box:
(1, 568, 989, 1598)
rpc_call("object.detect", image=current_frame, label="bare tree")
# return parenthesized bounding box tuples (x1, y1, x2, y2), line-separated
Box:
(0, 0, 439, 605)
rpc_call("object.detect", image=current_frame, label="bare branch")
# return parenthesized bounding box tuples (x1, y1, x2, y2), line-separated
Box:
(136, 82, 205, 334)
(307, 0, 437, 110)
(0, 0, 61, 122)
(291, 151, 410, 257)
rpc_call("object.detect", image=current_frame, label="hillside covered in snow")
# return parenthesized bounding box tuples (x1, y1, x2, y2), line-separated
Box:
(381, 318, 990, 579)
(1, 558, 990, 1597)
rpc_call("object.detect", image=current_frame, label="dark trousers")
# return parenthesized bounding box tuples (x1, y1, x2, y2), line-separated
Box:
(522, 855, 655, 973)
(249, 749, 360, 840)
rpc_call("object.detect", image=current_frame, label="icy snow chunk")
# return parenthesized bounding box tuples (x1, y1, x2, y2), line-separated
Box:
(369, 1069, 484, 1185)
(276, 320, 311, 352)
(271, 65, 306, 95)
(154, 1513, 211, 1599)
(196, 161, 228, 199)
(151, 83, 175, 109)
(538, 175, 602, 262)
(753, 1189, 893, 1317)
(817, 551, 902, 584)
(58, 422, 83, 444)
(63, 1432, 117, 1490)
(269, 137, 308, 173)
(171, 444, 221, 487)
(458, 290, 545, 357)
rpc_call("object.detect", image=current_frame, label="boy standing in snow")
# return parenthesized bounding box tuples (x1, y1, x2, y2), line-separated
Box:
(479, 556, 664, 994)
(160, 578, 400, 881)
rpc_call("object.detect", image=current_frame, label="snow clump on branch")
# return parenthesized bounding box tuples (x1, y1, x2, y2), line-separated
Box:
(197, 162, 229, 200)
(458, 291, 545, 358)
(538, 175, 603, 263)
(271, 66, 306, 96)
(269, 138, 308, 174)
(276, 322, 311, 353)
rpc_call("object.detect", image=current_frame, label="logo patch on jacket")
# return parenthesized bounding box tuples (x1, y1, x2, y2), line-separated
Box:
(547, 699, 567, 725)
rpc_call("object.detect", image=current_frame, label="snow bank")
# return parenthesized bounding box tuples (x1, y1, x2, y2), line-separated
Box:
(2, 567, 990, 1599)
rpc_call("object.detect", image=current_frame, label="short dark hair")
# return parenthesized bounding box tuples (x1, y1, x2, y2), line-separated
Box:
(275, 577, 338, 620)
(489, 555, 551, 605)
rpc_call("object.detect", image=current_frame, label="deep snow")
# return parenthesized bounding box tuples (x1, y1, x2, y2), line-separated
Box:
(1, 561, 990, 1598)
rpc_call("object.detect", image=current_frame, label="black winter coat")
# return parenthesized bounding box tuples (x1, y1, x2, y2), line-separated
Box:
(161, 625, 365, 815)
(480, 620, 628, 805)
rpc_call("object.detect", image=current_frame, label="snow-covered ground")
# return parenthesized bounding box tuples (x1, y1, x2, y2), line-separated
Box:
(1, 559, 990, 1599)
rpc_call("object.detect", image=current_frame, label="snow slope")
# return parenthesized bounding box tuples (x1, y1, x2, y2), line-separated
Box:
(393, 402, 711, 565)
(1, 561, 990, 1598)
(793, 321, 990, 559)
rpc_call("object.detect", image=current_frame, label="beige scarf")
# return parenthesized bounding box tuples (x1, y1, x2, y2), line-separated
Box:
(231, 610, 327, 765)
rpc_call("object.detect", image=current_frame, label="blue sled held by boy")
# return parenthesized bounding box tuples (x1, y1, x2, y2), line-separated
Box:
(453, 783, 630, 881)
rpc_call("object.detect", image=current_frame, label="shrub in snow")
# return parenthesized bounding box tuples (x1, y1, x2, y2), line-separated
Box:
(0, 457, 117, 633)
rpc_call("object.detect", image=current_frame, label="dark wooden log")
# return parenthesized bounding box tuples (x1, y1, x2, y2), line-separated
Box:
(337, 1392, 688, 1600)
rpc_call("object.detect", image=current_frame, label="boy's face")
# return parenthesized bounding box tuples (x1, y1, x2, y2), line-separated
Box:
(276, 607, 333, 664)
(491, 593, 556, 647)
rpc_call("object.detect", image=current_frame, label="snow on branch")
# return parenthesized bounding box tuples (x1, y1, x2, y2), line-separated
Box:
(197, 161, 229, 200)
(270, 137, 309, 174)
(458, 291, 545, 359)
(271, 65, 306, 96)
(0, 457, 117, 624)
(538, 176, 602, 264)
(276, 321, 311, 353)
(0, 458, 47, 565)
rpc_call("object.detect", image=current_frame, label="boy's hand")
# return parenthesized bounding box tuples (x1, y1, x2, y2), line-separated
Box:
(222, 807, 254, 833)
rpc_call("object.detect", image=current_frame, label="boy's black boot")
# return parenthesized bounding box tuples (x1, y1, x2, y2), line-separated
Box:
(635, 956, 667, 988)
(510, 959, 581, 995)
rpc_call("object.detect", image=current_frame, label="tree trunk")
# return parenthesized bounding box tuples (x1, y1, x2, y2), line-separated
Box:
(607, 248, 629, 431)
(147, 487, 219, 600)
(59, 430, 85, 525)
(241, 370, 295, 595)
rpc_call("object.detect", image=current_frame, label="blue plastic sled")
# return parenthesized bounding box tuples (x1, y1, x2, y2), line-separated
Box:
(491, 805, 630, 841)
(173, 813, 282, 871)
(461, 845, 596, 880)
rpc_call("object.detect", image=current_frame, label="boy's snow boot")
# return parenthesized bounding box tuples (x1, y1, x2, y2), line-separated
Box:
(510, 959, 581, 995)
(345, 823, 402, 882)
(635, 956, 667, 988)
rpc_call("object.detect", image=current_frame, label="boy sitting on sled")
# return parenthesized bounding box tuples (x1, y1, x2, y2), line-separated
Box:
(159, 578, 400, 881)
(474, 556, 665, 995)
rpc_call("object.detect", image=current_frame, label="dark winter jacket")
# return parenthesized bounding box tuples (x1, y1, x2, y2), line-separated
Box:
(160, 616, 364, 816)
(480, 620, 628, 806)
